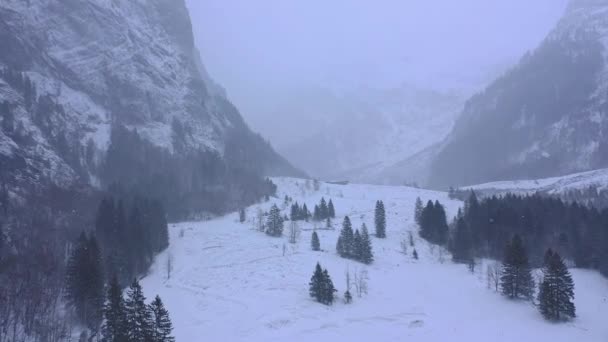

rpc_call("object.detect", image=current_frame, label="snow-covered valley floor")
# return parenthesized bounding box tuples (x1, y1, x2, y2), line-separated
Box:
(141, 178, 608, 341)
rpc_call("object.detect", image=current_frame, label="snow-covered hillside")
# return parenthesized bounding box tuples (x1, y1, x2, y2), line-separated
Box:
(464, 167, 608, 195)
(140, 178, 608, 341)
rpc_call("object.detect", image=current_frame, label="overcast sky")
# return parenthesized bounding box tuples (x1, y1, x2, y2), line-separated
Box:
(186, 0, 569, 136)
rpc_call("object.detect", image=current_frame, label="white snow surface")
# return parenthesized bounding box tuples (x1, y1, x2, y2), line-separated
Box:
(465, 168, 608, 195)
(141, 178, 608, 341)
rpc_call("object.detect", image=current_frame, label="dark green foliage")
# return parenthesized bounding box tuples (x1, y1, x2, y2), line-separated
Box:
(419, 200, 448, 245)
(125, 279, 153, 342)
(319, 198, 328, 220)
(500, 235, 535, 300)
(328, 199, 335, 218)
(538, 249, 576, 321)
(102, 125, 278, 220)
(450, 216, 473, 263)
(65, 232, 105, 332)
(265, 204, 284, 237)
(455, 192, 608, 275)
(308, 263, 336, 305)
(336, 218, 373, 264)
(311, 231, 321, 251)
(375, 200, 386, 238)
(239, 208, 246, 223)
(337, 216, 354, 258)
(149, 296, 175, 342)
(95, 196, 169, 285)
(102, 276, 128, 342)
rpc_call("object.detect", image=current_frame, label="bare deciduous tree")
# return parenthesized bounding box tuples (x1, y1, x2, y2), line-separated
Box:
(288, 221, 300, 244)
(486, 262, 500, 292)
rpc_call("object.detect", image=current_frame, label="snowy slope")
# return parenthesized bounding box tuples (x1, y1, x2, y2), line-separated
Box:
(465, 167, 608, 195)
(140, 178, 608, 341)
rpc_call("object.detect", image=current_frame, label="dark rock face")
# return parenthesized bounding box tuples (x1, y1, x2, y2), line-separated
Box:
(0, 0, 301, 218)
(429, 1, 608, 188)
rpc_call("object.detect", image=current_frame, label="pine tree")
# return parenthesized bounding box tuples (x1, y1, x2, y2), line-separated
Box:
(538, 249, 575, 321)
(302, 204, 310, 222)
(102, 276, 128, 342)
(433, 200, 448, 245)
(319, 197, 328, 220)
(149, 295, 175, 342)
(413, 249, 418, 260)
(239, 208, 246, 223)
(311, 231, 321, 251)
(360, 224, 374, 264)
(338, 216, 354, 258)
(290, 203, 299, 221)
(328, 199, 335, 218)
(336, 236, 345, 257)
(344, 290, 352, 304)
(265, 204, 284, 237)
(313, 205, 321, 221)
(125, 279, 153, 342)
(321, 269, 337, 305)
(375, 200, 386, 238)
(500, 235, 535, 300)
(353, 230, 362, 261)
(451, 216, 472, 263)
(309, 263, 325, 303)
(414, 197, 423, 225)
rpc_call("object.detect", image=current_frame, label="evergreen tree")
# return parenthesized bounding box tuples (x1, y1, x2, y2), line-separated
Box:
(321, 269, 337, 305)
(313, 205, 321, 221)
(309, 263, 325, 303)
(239, 208, 246, 223)
(414, 197, 423, 225)
(338, 216, 354, 258)
(413, 249, 418, 260)
(375, 200, 387, 238)
(102, 276, 128, 342)
(433, 200, 448, 245)
(336, 236, 345, 257)
(265, 204, 284, 237)
(65, 232, 105, 331)
(328, 199, 335, 218)
(149, 295, 175, 342)
(538, 249, 576, 321)
(451, 216, 473, 263)
(302, 204, 310, 222)
(344, 290, 352, 304)
(319, 197, 328, 220)
(290, 203, 299, 221)
(420, 200, 448, 245)
(125, 279, 153, 342)
(500, 235, 535, 300)
(311, 231, 321, 251)
(353, 230, 362, 261)
(360, 224, 374, 264)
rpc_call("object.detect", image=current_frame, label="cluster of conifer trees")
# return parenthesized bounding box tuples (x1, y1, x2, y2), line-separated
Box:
(313, 197, 335, 221)
(309, 263, 337, 305)
(336, 216, 374, 264)
(450, 192, 608, 275)
(418, 200, 448, 245)
(374, 200, 386, 238)
(290, 202, 311, 221)
(265, 204, 284, 237)
(95, 196, 169, 285)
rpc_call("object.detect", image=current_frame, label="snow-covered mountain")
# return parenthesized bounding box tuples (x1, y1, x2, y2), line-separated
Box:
(0, 0, 299, 214)
(282, 85, 464, 183)
(141, 178, 608, 341)
(429, 0, 608, 188)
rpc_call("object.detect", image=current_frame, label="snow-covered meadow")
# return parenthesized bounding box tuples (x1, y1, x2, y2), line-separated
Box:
(141, 178, 608, 341)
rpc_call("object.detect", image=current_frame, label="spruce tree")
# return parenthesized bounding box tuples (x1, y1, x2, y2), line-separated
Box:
(375, 200, 386, 238)
(102, 276, 128, 342)
(353, 230, 362, 261)
(313, 205, 321, 221)
(338, 216, 354, 258)
(433, 200, 448, 245)
(239, 208, 246, 223)
(344, 290, 352, 304)
(320, 197, 328, 220)
(451, 216, 472, 263)
(309, 263, 325, 303)
(302, 204, 310, 222)
(538, 249, 575, 321)
(500, 235, 535, 300)
(321, 269, 337, 305)
(290, 203, 299, 221)
(125, 279, 153, 342)
(149, 295, 175, 342)
(311, 231, 321, 251)
(336, 236, 345, 257)
(360, 224, 374, 264)
(265, 204, 284, 237)
(413, 249, 418, 260)
(328, 199, 335, 218)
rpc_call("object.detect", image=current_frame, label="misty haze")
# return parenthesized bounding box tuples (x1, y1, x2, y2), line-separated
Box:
(1, 0, 607, 341)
